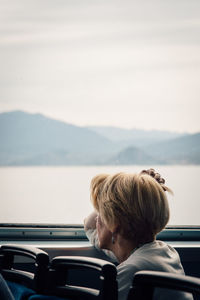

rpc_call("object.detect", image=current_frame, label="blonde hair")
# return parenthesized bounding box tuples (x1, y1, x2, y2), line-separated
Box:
(91, 172, 172, 245)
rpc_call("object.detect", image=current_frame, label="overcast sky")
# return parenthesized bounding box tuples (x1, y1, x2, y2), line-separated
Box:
(0, 0, 200, 132)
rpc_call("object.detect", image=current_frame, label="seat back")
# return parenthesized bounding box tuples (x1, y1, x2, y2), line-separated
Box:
(0, 245, 118, 300)
(127, 270, 200, 300)
(44, 256, 118, 300)
(0, 244, 49, 299)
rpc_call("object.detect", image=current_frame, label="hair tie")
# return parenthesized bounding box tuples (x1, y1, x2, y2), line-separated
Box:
(140, 168, 166, 191)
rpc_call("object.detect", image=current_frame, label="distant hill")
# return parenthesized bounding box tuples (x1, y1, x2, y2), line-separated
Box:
(106, 133, 200, 165)
(146, 133, 200, 164)
(0, 111, 116, 165)
(87, 126, 186, 147)
(0, 111, 199, 165)
(107, 146, 163, 165)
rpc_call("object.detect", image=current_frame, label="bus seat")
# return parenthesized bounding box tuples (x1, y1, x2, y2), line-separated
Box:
(30, 256, 118, 300)
(127, 270, 200, 300)
(0, 244, 49, 300)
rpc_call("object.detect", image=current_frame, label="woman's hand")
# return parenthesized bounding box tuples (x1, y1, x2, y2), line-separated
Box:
(84, 211, 98, 231)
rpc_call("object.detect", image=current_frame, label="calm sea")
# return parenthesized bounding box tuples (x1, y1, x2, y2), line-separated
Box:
(0, 165, 200, 226)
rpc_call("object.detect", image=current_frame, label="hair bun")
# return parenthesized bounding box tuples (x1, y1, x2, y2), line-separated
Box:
(140, 168, 166, 190)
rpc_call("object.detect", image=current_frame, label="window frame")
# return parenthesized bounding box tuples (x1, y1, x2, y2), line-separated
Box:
(1, 224, 200, 242)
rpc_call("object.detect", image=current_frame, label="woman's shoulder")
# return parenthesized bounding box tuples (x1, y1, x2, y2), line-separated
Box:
(132, 240, 180, 264)
(117, 240, 183, 275)
(135, 240, 177, 254)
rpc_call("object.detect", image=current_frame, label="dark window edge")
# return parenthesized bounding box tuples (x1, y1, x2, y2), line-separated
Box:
(1, 224, 200, 241)
(0, 224, 86, 241)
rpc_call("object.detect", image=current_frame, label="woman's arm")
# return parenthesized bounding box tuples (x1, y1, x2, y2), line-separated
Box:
(84, 211, 99, 247)
(84, 211, 97, 231)
(84, 211, 118, 263)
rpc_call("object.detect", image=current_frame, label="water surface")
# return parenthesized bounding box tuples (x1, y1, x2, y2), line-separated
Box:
(0, 165, 199, 225)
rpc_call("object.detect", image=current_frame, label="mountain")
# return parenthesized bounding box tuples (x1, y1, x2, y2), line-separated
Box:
(88, 126, 200, 165)
(0, 111, 116, 165)
(107, 146, 163, 165)
(107, 133, 200, 165)
(0, 111, 199, 165)
(86, 126, 186, 147)
(146, 133, 200, 164)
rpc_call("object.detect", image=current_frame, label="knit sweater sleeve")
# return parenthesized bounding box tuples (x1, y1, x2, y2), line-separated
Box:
(85, 228, 118, 261)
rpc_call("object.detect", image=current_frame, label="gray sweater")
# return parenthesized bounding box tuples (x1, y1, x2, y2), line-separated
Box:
(86, 229, 193, 300)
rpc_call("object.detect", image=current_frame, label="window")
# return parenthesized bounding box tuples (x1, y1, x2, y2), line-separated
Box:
(0, 0, 200, 226)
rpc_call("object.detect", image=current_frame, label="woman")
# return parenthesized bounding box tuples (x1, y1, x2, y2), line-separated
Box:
(84, 169, 192, 300)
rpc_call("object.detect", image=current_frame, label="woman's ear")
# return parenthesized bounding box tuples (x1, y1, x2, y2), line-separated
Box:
(111, 224, 120, 235)
(111, 225, 120, 244)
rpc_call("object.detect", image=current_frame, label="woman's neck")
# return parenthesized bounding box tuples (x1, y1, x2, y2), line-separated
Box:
(111, 236, 138, 263)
